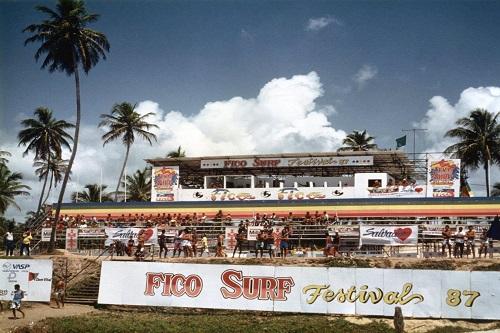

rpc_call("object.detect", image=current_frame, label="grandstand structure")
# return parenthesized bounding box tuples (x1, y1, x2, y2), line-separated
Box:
(57, 151, 500, 219)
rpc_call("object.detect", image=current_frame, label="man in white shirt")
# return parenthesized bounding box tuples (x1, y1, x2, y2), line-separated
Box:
(454, 226, 465, 258)
(4, 230, 14, 256)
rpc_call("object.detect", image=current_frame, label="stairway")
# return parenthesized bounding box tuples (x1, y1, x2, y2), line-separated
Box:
(65, 273, 100, 304)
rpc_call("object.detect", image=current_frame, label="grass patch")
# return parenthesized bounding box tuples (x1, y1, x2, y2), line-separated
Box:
(14, 311, 395, 333)
(424, 326, 470, 333)
(394, 259, 455, 270)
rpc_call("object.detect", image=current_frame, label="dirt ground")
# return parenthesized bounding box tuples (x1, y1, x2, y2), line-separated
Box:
(0, 303, 95, 333)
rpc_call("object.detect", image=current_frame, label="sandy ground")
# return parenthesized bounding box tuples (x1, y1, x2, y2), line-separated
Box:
(0, 302, 95, 333)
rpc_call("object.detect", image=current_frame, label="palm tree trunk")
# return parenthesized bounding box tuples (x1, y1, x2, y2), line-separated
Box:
(37, 164, 49, 214)
(42, 171, 54, 205)
(485, 160, 490, 197)
(115, 144, 130, 201)
(49, 59, 81, 253)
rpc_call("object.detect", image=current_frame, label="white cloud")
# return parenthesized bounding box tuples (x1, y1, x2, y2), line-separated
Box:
(306, 16, 342, 32)
(3, 72, 347, 221)
(353, 65, 378, 89)
(415, 86, 500, 195)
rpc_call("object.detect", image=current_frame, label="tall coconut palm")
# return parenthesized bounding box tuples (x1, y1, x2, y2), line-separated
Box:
(337, 130, 377, 151)
(18, 107, 74, 213)
(0, 151, 11, 165)
(71, 184, 112, 203)
(167, 146, 186, 158)
(34, 156, 69, 205)
(0, 164, 31, 215)
(99, 102, 158, 200)
(24, 0, 109, 252)
(445, 109, 500, 197)
(121, 167, 152, 201)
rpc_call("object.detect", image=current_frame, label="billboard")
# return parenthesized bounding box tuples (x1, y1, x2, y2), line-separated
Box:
(359, 225, 418, 246)
(151, 166, 179, 202)
(427, 159, 460, 198)
(98, 262, 500, 320)
(0, 259, 53, 302)
(201, 156, 373, 169)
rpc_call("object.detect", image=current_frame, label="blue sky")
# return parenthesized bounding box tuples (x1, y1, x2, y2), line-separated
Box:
(1, 0, 500, 220)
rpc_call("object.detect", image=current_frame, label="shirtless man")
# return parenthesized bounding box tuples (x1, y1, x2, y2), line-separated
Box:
(441, 225, 453, 258)
(54, 280, 65, 308)
(465, 226, 476, 258)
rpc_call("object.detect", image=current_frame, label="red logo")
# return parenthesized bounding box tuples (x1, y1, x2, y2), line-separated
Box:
(394, 228, 412, 241)
(143, 229, 154, 241)
(28, 272, 39, 281)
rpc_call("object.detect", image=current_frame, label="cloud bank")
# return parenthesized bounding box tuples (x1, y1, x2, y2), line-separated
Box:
(353, 65, 378, 89)
(306, 16, 342, 31)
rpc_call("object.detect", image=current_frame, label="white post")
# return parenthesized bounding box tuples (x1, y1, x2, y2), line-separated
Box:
(124, 168, 127, 202)
(99, 168, 102, 203)
(76, 173, 80, 202)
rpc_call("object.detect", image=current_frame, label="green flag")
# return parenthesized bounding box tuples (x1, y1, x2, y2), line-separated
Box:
(396, 135, 406, 148)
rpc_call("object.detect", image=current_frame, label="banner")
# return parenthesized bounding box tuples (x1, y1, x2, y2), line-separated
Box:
(1, 259, 53, 302)
(41, 228, 54, 242)
(225, 227, 238, 251)
(328, 225, 359, 237)
(105, 227, 158, 246)
(247, 226, 262, 241)
(98, 262, 500, 320)
(78, 228, 106, 238)
(201, 156, 373, 169)
(427, 158, 460, 198)
(65, 228, 78, 251)
(151, 166, 179, 202)
(359, 225, 418, 246)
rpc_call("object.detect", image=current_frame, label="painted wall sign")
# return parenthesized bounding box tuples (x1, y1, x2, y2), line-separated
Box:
(0, 259, 53, 302)
(359, 225, 418, 246)
(98, 262, 500, 320)
(151, 166, 179, 202)
(427, 159, 460, 198)
(200, 156, 374, 169)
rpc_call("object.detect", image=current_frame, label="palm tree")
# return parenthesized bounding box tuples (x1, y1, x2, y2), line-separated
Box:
(71, 184, 112, 203)
(0, 151, 11, 165)
(18, 107, 74, 213)
(24, 0, 109, 251)
(492, 183, 500, 197)
(34, 156, 69, 205)
(0, 164, 31, 215)
(121, 167, 152, 201)
(445, 109, 500, 197)
(337, 130, 377, 151)
(99, 102, 158, 200)
(167, 146, 186, 158)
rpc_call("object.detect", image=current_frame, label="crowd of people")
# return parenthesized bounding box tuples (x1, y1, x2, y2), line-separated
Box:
(441, 225, 491, 258)
(2, 229, 33, 257)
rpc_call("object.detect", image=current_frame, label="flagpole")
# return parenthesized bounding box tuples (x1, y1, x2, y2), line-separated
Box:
(124, 167, 127, 202)
(100, 168, 103, 203)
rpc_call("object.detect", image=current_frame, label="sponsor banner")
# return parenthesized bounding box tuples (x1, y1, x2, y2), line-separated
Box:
(421, 225, 488, 236)
(98, 262, 500, 319)
(427, 158, 460, 198)
(225, 227, 238, 251)
(367, 185, 426, 198)
(41, 228, 55, 242)
(328, 225, 359, 237)
(359, 225, 418, 246)
(105, 227, 158, 246)
(247, 226, 263, 241)
(0, 259, 52, 302)
(151, 166, 179, 202)
(78, 228, 106, 238)
(201, 156, 373, 169)
(65, 228, 78, 251)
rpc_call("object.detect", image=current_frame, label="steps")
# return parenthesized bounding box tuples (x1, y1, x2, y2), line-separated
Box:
(65, 273, 100, 304)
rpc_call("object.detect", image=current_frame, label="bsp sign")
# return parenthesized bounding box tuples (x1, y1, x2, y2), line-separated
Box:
(99, 262, 500, 320)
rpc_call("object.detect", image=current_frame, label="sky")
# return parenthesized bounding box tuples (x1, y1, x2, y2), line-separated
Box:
(1, 0, 500, 221)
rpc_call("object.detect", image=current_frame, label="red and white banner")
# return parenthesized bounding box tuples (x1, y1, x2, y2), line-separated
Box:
(65, 228, 78, 250)
(0, 259, 53, 302)
(225, 227, 238, 251)
(98, 262, 500, 319)
(105, 227, 158, 246)
(359, 225, 418, 246)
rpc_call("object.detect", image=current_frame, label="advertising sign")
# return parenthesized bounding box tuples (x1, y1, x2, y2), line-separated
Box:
(151, 166, 179, 202)
(201, 156, 373, 169)
(78, 228, 106, 238)
(65, 228, 78, 251)
(225, 227, 238, 251)
(98, 262, 500, 320)
(247, 226, 263, 241)
(41, 228, 55, 242)
(105, 227, 158, 246)
(359, 225, 418, 246)
(427, 159, 460, 198)
(0, 259, 53, 302)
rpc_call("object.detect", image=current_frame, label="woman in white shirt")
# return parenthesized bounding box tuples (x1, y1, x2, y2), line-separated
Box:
(454, 227, 465, 258)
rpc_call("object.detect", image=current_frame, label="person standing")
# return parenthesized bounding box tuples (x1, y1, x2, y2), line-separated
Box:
(442, 225, 453, 258)
(20, 229, 32, 256)
(280, 226, 290, 259)
(266, 229, 275, 258)
(54, 280, 65, 308)
(478, 229, 490, 258)
(191, 229, 198, 257)
(158, 229, 168, 259)
(232, 224, 246, 258)
(10, 284, 25, 319)
(256, 229, 265, 258)
(200, 233, 209, 257)
(215, 233, 225, 257)
(465, 226, 476, 259)
(4, 230, 14, 256)
(454, 227, 465, 258)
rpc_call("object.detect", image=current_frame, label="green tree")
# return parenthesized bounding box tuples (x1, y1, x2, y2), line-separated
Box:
(492, 183, 500, 197)
(121, 167, 152, 201)
(337, 130, 377, 151)
(445, 109, 500, 197)
(71, 184, 112, 203)
(24, 0, 109, 252)
(167, 146, 186, 158)
(0, 151, 11, 165)
(99, 102, 158, 201)
(18, 107, 73, 213)
(0, 164, 31, 215)
(34, 156, 69, 206)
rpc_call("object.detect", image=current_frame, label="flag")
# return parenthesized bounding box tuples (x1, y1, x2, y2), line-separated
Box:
(396, 135, 407, 148)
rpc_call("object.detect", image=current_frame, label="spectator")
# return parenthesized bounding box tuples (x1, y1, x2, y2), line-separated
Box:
(20, 229, 32, 256)
(10, 284, 25, 319)
(172, 230, 182, 257)
(454, 227, 465, 258)
(215, 233, 225, 257)
(256, 229, 265, 258)
(191, 229, 198, 257)
(158, 229, 168, 259)
(200, 233, 209, 257)
(266, 228, 275, 258)
(232, 223, 246, 258)
(126, 236, 134, 256)
(465, 226, 476, 259)
(280, 226, 290, 259)
(442, 225, 453, 258)
(54, 280, 65, 308)
(324, 231, 334, 257)
(478, 229, 490, 258)
(4, 229, 14, 256)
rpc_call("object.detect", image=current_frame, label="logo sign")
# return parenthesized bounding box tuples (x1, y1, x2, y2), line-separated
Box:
(246, 226, 264, 241)
(201, 156, 374, 169)
(65, 228, 79, 251)
(78, 228, 106, 238)
(41, 228, 55, 242)
(1, 259, 53, 302)
(427, 158, 460, 198)
(104, 227, 158, 246)
(225, 227, 238, 251)
(359, 225, 418, 246)
(151, 166, 179, 202)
